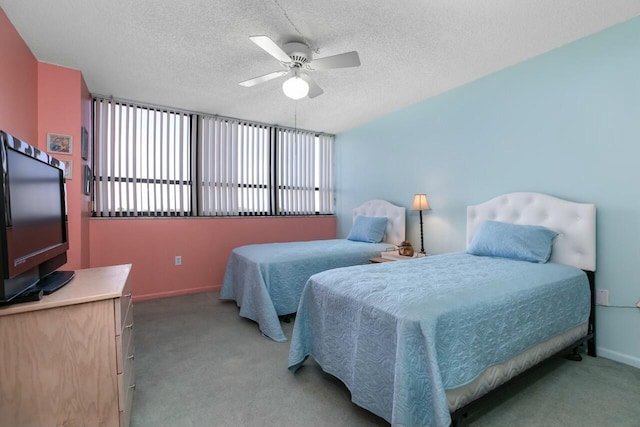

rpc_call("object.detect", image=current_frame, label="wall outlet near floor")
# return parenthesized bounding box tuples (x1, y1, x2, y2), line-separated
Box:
(175, 255, 182, 266)
(596, 289, 609, 306)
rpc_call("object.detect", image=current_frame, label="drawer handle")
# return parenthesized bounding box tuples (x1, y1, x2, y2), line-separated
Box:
(125, 323, 133, 330)
(129, 383, 136, 391)
(125, 292, 132, 299)
(127, 354, 135, 361)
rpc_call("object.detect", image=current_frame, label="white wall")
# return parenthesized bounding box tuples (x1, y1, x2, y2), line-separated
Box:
(335, 16, 640, 368)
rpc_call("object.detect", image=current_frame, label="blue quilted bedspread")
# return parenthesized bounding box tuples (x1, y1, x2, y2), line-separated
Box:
(288, 252, 590, 427)
(220, 239, 394, 342)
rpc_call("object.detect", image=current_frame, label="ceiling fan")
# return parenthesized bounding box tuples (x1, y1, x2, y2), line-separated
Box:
(239, 35, 361, 100)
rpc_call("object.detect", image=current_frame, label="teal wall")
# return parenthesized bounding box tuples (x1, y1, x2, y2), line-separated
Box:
(335, 16, 640, 368)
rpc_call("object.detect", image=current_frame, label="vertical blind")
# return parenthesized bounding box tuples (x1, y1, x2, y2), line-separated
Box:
(197, 115, 334, 215)
(94, 98, 191, 216)
(317, 133, 335, 214)
(198, 116, 271, 216)
(277, 128, 316, 215)
(93, 97, 335, 217)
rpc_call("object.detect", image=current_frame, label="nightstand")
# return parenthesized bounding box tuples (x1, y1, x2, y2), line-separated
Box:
(369, 257, 395, 263)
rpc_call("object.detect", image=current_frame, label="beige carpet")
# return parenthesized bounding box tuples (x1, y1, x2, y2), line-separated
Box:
(130, 292, 640, 427)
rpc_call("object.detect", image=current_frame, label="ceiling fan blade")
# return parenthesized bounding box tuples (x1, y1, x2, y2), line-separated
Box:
(249, 35, 292, 63)
(239, 70, 288, 87)
(301, 75, 324, 98)
(309, 51, 360, 70)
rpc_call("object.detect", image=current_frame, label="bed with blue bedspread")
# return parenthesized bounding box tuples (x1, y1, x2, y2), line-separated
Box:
(220, 199, 405, 342)
(288, 192, 596, 427)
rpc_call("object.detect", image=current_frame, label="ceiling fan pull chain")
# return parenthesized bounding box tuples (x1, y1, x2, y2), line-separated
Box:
(272, 0, 320, 54)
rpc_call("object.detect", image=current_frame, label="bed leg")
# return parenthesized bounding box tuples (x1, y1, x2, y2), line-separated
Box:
(587, 336, 597, 357)
(586, 270, 597, 358)
(450, 411, 468, 427)
(279, 313, 295, 323)
(567, 346, 583, 362)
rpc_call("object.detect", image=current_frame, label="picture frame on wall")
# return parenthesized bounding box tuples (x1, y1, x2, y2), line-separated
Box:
(81, 126, 89, 160)
(63, 160, 73, 180)
(83, 165, 92, 195)
(47, 133, 73, 155)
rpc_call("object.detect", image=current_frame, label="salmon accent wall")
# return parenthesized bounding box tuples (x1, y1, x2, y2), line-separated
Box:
(37, 63, 90, 271)
(0, 7, 37, 142)
(1, 8, 89, 272)
(80, 76, 91, 269)
(89, 216, 337, 301)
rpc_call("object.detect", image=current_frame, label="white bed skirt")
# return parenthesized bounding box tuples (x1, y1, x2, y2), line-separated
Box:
(446, 322, 588, 411)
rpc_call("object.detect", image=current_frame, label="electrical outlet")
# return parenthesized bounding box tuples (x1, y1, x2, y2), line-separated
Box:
(175, 255, 182, 266)
(596, 289, 609, 306)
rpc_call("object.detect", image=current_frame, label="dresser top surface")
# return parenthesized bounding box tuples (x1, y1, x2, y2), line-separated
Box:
(0, 264, 132, 316)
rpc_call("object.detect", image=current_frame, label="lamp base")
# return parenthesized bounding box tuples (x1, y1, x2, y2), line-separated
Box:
(419, 210, 425, 255)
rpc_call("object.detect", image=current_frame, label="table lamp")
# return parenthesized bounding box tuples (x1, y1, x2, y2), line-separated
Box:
(411, 194, 431, 254)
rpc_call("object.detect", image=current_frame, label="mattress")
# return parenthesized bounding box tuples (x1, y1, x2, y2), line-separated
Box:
(220, 238, 394, 342)
(288, 252, 591, 427)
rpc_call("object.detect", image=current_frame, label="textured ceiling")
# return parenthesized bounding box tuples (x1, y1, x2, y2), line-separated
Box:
(2, 1, 639, 134)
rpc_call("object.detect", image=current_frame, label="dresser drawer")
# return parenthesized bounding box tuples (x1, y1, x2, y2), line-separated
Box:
(116, 301, 134, 374)
(118, 347, 135, 427)
(115, 276, 133, 336)
(118, 328, 135, 411)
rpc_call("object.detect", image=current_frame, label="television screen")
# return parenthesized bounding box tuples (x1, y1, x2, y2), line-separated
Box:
(0, 130, 70, 303)
(6, 148, 65, 276)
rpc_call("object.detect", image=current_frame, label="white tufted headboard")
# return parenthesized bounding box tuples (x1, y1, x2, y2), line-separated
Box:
(353, 200, 406, 245)
(467, 192, 596, 271)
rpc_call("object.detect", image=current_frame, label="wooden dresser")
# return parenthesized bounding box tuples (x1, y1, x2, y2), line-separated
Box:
(0, 264, 134, 427)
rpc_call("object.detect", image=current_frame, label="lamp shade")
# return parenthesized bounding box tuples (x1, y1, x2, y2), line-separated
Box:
(282, 76, 309, 100)
(411, 194, 431, 211)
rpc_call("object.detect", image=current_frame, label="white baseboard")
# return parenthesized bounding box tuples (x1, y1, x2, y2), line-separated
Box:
(597, 347, 640, 369)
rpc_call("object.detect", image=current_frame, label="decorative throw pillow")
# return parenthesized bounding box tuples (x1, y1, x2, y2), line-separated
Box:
(346, 216, 388, 243)
(466, 220, 558, 263)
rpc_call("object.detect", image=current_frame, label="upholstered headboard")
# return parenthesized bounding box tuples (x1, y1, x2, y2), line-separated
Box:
(353, 200, 406, 245)
(467, 192, 596, 271)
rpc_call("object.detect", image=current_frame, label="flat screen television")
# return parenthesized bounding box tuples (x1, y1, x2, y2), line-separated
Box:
(0, 130, 74, 304)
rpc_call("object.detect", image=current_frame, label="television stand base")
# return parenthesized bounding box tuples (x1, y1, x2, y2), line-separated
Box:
(0, 287, 43, 305)
(38, 270, 76, 295)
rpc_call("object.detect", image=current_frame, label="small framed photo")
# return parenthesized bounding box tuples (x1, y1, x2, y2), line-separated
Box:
(81, 126, 89, 160)
(63, 160, 73, 180)
(47, 133, 73, 155)
(83, 165, 92, 195)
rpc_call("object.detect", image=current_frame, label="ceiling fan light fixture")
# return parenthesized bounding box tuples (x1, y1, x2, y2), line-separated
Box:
(242, 35, 359, 99)
(282, 76, 309, 100)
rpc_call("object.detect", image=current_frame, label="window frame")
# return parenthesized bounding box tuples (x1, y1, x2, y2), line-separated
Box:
(91, 97, 334, 218)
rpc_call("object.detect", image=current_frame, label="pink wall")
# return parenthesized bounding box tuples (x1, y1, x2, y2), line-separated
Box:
(0, 7, 37, 142)
(80, 76, 92, 268)
(37, 63, 90, 271)
(90, 216, 337, 301)
(1, 8, 90, 273)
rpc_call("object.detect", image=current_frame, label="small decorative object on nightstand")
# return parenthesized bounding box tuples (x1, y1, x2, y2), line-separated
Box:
(398, 240, 414, 257)
(411, 194, 431, 255)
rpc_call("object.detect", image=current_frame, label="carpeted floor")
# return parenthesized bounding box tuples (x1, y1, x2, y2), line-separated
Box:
(130, 292, 640, 427)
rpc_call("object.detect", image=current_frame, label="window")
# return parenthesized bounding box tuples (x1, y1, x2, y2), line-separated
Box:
(275, 128, 334, 215)
(93, 97, 334, 217)
(93, 99, 191, 217)
(197, 117, 272, 216)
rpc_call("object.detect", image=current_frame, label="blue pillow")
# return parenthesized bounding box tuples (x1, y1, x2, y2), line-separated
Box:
(346, 216, 388, 243)
(466, 221, 558, 263)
